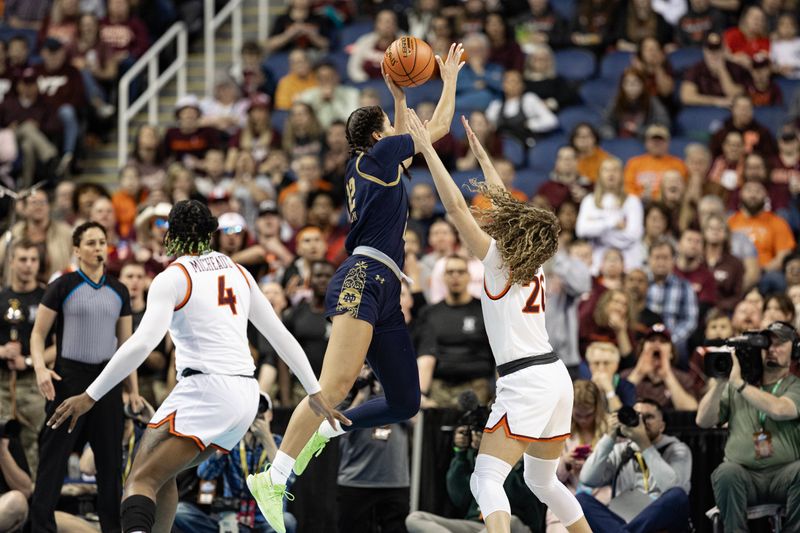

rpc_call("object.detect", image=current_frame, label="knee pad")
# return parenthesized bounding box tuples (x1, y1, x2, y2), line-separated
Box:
(469, 454, 512, 519)
(523, 454, 583, 527)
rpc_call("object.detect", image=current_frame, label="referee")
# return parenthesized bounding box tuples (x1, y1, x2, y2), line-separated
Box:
(30, 221, 140, 533)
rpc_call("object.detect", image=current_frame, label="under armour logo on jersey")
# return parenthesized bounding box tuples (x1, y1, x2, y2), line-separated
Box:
(463, 316, 476, 333)
(375, 275, 385, 284)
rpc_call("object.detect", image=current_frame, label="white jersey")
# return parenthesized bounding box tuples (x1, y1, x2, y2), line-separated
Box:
(481, 239, 553, 366)
(167, 251, 255, 377)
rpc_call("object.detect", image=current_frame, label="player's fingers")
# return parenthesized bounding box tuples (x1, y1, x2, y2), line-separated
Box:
(435, 55, 444, 69)
(335, 410, 352, 426)
(68, 414, 78, 433)
(51, 371, 62, 381)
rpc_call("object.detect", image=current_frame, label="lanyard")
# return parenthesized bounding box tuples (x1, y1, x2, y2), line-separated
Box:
(239, 440, 268, 479)
(634, 451, 650, 493)
(122, 432, 135, 483)
(757, 379, 784, 428)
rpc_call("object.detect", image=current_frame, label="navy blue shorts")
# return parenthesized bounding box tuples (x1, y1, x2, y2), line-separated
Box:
(325, 255, 404, 332)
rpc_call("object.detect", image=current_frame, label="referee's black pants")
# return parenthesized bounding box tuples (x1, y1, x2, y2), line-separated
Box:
(30, 359, 124, 533)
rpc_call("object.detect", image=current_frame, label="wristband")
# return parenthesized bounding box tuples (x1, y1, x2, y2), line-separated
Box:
(736, 381, 747, 393)
(606, 390, 617, 400)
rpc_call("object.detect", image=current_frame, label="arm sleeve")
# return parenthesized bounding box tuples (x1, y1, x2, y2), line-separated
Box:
(85, 270, 180, 401)
(579, 434, 620, 487)
(242, 267, 321, 395)
(371, 134, 415, 171)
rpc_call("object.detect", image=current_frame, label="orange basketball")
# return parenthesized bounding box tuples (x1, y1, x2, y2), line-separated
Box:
(382, 37, 436, 88)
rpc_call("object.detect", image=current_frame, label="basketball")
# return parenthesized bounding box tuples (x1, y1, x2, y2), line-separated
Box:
(382, 37, 436, 88)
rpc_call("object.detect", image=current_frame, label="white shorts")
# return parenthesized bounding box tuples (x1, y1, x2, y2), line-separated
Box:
(485, 359, 573, 442)
(148, 374, 260, 452)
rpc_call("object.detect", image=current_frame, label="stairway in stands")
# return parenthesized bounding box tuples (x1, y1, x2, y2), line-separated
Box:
(79, 0, 266, 186)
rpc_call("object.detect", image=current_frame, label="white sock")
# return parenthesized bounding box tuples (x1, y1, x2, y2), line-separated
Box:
(269, 451, 295, 485)
(318, 419, 345, 439)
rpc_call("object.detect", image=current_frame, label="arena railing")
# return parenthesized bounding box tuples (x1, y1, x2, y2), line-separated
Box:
(117, 21, 188, 166)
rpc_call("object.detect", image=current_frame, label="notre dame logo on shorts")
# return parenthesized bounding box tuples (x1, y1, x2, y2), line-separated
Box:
(337, 261, 368, 318)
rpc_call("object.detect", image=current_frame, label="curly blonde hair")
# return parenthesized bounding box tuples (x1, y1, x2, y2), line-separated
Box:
(471, 181, 560, 286)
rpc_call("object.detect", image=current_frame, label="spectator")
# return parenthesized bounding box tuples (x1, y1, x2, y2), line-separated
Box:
(676, 0, 726, 47)
(337, 365, 410, 533)
(675, 227, 718, 316)
(703, 213, 745, 312)
(99, 0, 150, 62)
(274, 49, 318, 111)
(570, 0, 620, 50)
(296, 61, 359, 129)
(278, 154, 331, 206)
(770, 12, 800, 78)
(723, 5, 770, 67)
(487, 69, 558, 146)
(410, 101, 459, 172)
(39, 0, 80, 48)
(90, 196, 133, 275)
(0, 189, 72, 283)
(576, 157, 644, 273)
(132, 202, 172, 278)
(558, 200, 580, 247)
(707, 129, 745, 195)
(0, 422, 33, 532)
(579, 289, 635, 362)
(233, 201, 294, 284)
(681, 32, 751, 108)
(456, 32, 504, 111)
(231, 41, 275, 100)
(545, 247, 592, 373)
(660, 170, 694, 234)
(633, 37, 677, 113)
(771, 125, 800, 209)
(472, 158, 528, 209)
(163, 95, 223, 168)
(728, 177, 796, 274)
(347, 9, 399, 83)
(6, 36, 31, 79)
(198, 73, 247, 135)
(485, 12, 525, 71)
(321, 121, 350, 197)
(408, 0, 438, 40)
(549, 380, 611, 532)
(71, 13, 119, 118)
(513, 0, 571, 51)
(624, 267, 664, 340)
(651, 0, 688, 26)
(417, 255, 494, 408)
(697, 321, 800, 533)
(265, 0, 331, 53)
(645, 239, 699, 360)
(174, 393, 297, 533)
(684, 142, 711, 203)
(306, 190, 346, 262)
(280, 225, 326, 299)
(612, 0, 673, 51)
(746, 53, 782, 106)
(456, 110, 503, 172)
(29, 221, 137, 532)
(212, 212, 251, 259)
(578, 248, 626, 326)
(281, 101, 323, 161)
(731, 297, 763, 334)
(407, 183, 439, 251)
(761, 292, 795, 328)
(571, 122, 612, 183)
(601, 68, 671, 140)
(226, 94, 279, 172)
(165, 162, 203, 205)
(710, 95, 777, 159)
(623, 124, 688, 201)
(129, 124, 166, 191)
(4, 0, 50, 31)
(523, 43, 579, 113)
(584, 342, 637, 409)
(732, 152, 787, 212)
(536, 146, 591, 210)
(0, 42, 14, 105)
(578, 399, 693, 531)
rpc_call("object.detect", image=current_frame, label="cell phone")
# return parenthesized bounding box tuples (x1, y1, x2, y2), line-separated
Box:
(572, 445, 592, 459)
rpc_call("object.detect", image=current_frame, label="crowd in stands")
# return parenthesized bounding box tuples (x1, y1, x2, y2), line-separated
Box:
(1, 0, 800, 531)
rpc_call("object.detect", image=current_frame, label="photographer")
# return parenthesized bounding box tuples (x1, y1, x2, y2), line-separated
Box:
(696, 321, 800, 532)
(0, 421, 31, 533)
(173, 392, 297, 533)
(577, 400, 693, 532)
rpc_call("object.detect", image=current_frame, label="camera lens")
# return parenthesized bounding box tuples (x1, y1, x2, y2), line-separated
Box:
(617, 406, 640, 428)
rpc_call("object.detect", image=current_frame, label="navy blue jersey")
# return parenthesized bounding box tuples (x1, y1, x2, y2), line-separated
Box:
(344, 134, 414, 268)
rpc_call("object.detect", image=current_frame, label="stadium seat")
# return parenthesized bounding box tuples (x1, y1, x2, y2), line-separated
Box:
(407, 79, 444, 108)
(601, 138, 645, 163)
(501, 136, 526, 168)
(676, 106, 729, 140)
(776, 77, 800, 103)
(558, 106, 603, 134)
(339, 21, 374, 49)
(450, 113, 468, 139)
(668, 47, 703, 74)
(554, 48, 596, 81)
(514, 168, 550, 197)
(263, 52, 290, 81)
(327, 51, 351, 83)
(527, 135, 568, 171)
(551, 0, 576, 20)
(354, 79, 394, 110)
(668, 136, 694, 158)
(754, 105, 789, 136)
(600, 51, 633, 81)
(579, 79, 617, 112)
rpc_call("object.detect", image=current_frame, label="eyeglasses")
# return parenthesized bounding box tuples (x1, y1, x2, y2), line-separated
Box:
(153, 218, 169, 229)
(221, 226, 243, 235)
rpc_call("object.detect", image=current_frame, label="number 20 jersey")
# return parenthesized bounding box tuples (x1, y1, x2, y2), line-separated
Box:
(481, 239, 553, 366)
(166, 251, 255, 377)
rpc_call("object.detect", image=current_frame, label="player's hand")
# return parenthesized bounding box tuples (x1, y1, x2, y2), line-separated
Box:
(47, 392, 95, 433)
(309, 391, 352, 430)
(406, 109, 432, 150)
(462, 115, 489, 162)
(381, 62, 405, 101)
(35, 366, 61, 401)
(436, 42, 465, 85)
(127, 392, 145, 415)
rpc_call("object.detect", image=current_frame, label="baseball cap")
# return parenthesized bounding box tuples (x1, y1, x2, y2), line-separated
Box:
(258, 200, 279, 217)
(42, 37, 64, 51)
(705, 32, 722, 50)
(218, 212, 247, 234)
(207, 187, 231, 203)
(644, 323, 672, 341)
(248, 93, 271, 112)
(764, 321, 798, 343)
(645, 124, 670, 140)
(752, 53, 770, 69)
(174, 94, 201, 116)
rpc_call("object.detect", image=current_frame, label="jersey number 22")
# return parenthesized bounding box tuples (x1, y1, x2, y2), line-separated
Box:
(218, 275, 238, 314)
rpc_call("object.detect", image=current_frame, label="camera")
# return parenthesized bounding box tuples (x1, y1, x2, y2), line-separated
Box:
(0, 419, 20, 439)
(441, 391, 490, 436)
(704, 331, 768, 383)
(617, 406, 640, 428)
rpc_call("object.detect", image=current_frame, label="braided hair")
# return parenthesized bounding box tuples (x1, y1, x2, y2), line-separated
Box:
(164, 200, 218, 257)
(346, 105, 412, 179)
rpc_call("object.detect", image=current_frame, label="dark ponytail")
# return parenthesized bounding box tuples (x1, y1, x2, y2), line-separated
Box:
(345, 105, 413, 180)
(164, 200, 218, 256)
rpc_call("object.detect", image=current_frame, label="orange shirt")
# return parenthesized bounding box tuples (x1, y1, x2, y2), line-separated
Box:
(623, 154, 688, 200)
(728, 210, 796, 267)
(471, 188, 528, 210)
(577, 148, 612, 183)
(274, 73, 319, 110)
(278, 179, 333, 204)
(111, 191, 137, 239)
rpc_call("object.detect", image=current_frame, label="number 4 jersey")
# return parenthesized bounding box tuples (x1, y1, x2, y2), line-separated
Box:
(165, 252, 255, 377)
(481, 239, 553, 366)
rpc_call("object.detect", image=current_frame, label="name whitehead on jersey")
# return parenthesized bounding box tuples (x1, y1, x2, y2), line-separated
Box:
(188, 255, 234, 273)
